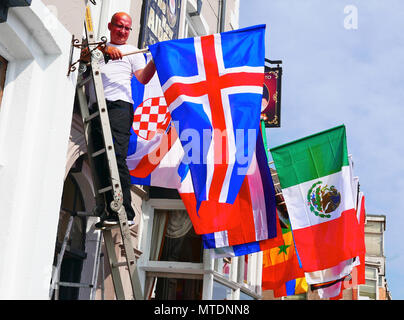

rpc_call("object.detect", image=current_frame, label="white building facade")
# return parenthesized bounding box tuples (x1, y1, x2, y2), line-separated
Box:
(0, 0, 83, 299)
(0, 0, 265, 300)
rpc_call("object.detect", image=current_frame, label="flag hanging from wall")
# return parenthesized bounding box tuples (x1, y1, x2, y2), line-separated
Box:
(149, 24, 266, 233)
(178, 130, 277, 237)
(270, 125, 362, 272)
(348, 191, 367, 289)
(303, 155, 365, 299)
(303, 190, 365, 299)
(273, 277, 308, 298)
(207, 210, 284, 258)
(127, 57, 185, 189)
(261, 223, 305, 290)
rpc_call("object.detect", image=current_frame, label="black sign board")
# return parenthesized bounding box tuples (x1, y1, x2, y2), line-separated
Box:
(139, 0, 182, 48)
(261, 63, 282, 128)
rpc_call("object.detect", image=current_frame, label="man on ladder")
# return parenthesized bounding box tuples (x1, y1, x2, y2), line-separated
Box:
(82, 11, 156, 228)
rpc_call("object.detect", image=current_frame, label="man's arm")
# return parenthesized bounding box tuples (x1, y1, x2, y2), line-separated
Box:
(80, 45, 123, 62)
(134, 60, 156, 85)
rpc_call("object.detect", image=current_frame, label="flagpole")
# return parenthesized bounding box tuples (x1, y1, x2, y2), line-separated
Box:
(121, 48, 150, 57)
(105, 48, 150, 63)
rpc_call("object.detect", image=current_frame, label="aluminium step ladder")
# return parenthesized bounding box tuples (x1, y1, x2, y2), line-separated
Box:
(69, 5, 144, 300)
(49, 208, 105, 300)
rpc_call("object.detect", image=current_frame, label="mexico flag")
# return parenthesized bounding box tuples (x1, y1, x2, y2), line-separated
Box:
(270, 125, 362, 272)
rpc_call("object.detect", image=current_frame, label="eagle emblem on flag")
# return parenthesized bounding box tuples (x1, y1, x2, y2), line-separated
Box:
(307, 181, 341, 218)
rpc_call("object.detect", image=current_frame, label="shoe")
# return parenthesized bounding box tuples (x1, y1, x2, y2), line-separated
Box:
(95, 214, 135, 229)
(95, 213, 118, 229)
(102, 217, 119, 226)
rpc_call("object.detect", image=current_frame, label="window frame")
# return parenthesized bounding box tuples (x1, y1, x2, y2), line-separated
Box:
(139, 198, 262, 300)
(358, 266, 379, 300)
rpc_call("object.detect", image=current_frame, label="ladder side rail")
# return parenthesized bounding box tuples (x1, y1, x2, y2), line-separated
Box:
(89, 229, 103, 300)
(76, 72, 106, 213)
(102, 229, 126, 300)
(49, 214, 74, 299)
(100, 252, 105, 300)
(115, 206, 144, 300)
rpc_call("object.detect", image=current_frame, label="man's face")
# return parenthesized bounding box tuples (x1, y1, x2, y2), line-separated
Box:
(108, 14, 132, 45)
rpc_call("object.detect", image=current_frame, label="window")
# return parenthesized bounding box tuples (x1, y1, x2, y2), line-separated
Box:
(147, 209, 204, 300)
(143, 194, 262, 300)
(358, 266, 378, 300)
(184, 15, 198, 38)
(213, 280, 233, 299)
(365, 219, 384, 256)
(150, 209, 203, 263)
(211, 253, 262, 300)
(0, 55, 7, 108)
(183, 0, 209, 38)
(239, 291, 255, 300)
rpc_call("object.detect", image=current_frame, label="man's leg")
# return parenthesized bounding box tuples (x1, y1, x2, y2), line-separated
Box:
(89, 103, 110, 218)
(106, 100, 136, 221)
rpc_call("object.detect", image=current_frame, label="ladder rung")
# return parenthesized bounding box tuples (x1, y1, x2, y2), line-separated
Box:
(92, 148, 106, 158)
(84, 111, 100, 123)
(112, 261, 135, 268)
(98, 186, 112, 194)
(99, 223, 120, 230)
(61, 208, 96, 217)
(57, 281, 94, 288)
(76, 210, 97, 217)
(77, 76, 92, 88)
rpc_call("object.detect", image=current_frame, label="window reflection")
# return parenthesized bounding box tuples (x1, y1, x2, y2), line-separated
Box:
(212, 281, 232, 300)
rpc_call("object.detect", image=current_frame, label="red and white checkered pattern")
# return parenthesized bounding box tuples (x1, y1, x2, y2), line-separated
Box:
(132, 96, 170, 140)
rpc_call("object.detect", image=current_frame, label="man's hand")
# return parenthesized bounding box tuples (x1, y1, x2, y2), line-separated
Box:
(81, 45, 123, 64)
(80, 47, 91, 62)
(103, 46, 123, 60)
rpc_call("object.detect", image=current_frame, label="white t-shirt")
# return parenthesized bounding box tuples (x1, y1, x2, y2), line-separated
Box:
(90, 42, 146, 105)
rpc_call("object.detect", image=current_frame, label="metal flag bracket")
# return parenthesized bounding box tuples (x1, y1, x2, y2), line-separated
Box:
(67, 35, 108, 76)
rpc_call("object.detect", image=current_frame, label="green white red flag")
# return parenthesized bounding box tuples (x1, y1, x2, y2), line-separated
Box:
(270, 125, 362, 272)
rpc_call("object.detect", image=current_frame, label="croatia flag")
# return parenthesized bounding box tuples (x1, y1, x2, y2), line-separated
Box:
(127, 59, 184, 189)
(270, 125, 362, 272)
(149, 25, 266, 233)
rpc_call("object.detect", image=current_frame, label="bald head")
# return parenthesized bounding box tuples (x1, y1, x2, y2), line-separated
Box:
(111, 12, 132, 25)
(108, 12, 132, 45)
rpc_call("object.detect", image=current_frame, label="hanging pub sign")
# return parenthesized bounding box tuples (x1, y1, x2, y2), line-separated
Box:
(139, 0, 182, 48)
(261, 61, 282, 128)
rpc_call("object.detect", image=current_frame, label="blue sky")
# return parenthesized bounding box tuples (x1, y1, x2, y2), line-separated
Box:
(239, 0, 404, 299)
